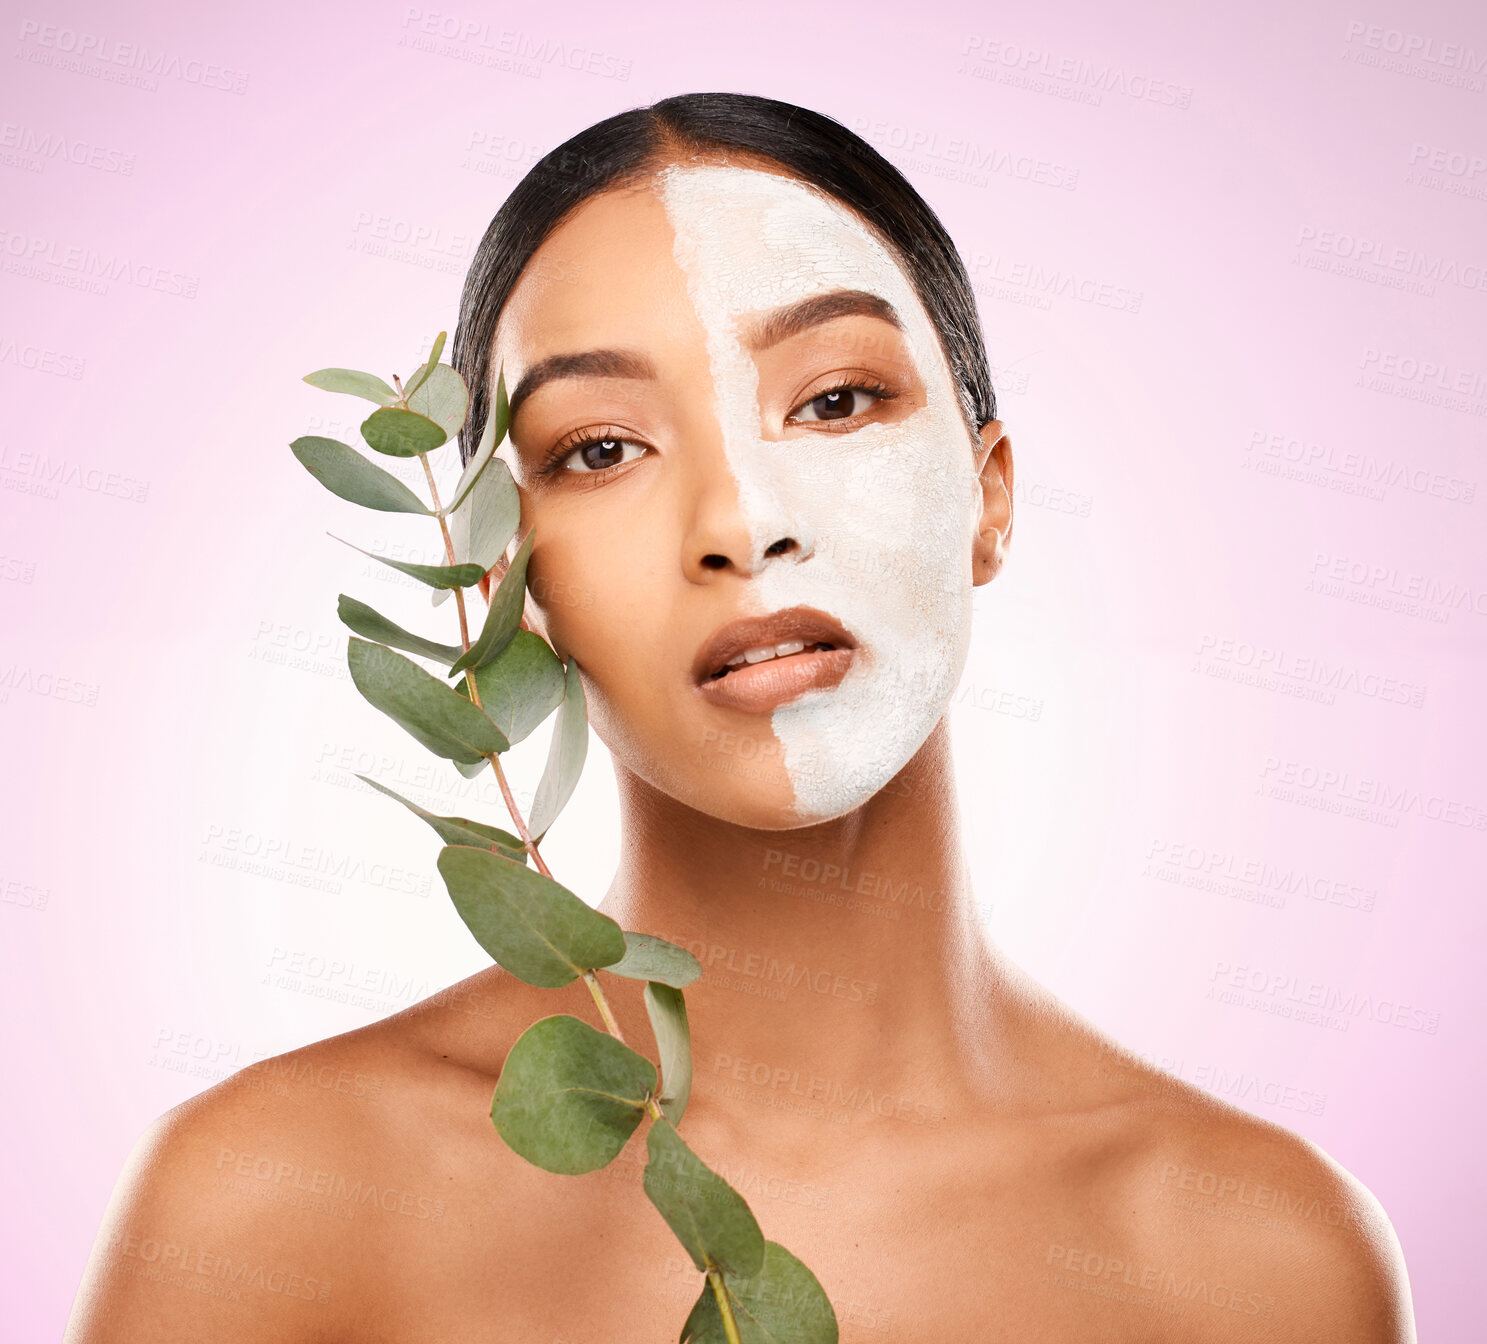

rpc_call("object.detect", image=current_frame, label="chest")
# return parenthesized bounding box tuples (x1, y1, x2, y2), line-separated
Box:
(329, 1128, 1205, 1344)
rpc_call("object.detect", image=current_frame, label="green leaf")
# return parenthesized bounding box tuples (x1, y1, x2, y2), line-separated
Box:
(438, 449, 519, 611)
(453, 757, 489, 779)
(337, 594, 463, 665)
(436, 844, 625, 987)
(491, 1014, 656, 1175)
(329, 533, 486, 590)
(680, 1243, 839, 1344)
(454, 630, 565, 746)
(301, 367, 399, 406)
(528, 656, 588, 844)
(492, 364, 510, 447)
(644, 1118, 764, 1278)
(606, 932, 702, 989)
(644, 982, 692, 1127)
(289, 436, 432, 515)
(353, 773, 526, 861)
(346, 638, 508, 764)
(361, 406, 448, 456)
(446, 391, 501, 515)
(406, 362, 469, 440)
(446, 364, 510, 515)
(447, 528, 534, 675)
(449, 455, 520, 571)
(402, 331, 448, 401)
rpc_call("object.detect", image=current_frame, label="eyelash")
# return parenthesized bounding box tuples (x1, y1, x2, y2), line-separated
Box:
(534, 376, 899, 479)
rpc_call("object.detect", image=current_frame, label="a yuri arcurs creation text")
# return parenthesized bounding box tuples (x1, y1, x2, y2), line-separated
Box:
(289, 334, 837, 1344)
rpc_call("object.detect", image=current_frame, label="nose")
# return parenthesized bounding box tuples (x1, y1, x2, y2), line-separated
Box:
(681, 440, 815, 581)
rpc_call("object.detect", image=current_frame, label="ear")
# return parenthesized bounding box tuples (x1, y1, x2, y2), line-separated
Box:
(970, 419, 1013, 586)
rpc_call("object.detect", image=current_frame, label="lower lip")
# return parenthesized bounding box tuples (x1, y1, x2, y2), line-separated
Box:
(696, 647, 857, 713)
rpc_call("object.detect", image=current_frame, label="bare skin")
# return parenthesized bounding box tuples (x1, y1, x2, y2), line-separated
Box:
(66, 154, 1417, 1342)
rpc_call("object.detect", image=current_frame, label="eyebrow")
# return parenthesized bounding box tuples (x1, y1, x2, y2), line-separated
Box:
(508, 348, 657, 426)
(743, 288, 904, 352)
(506, 288, 904, 423)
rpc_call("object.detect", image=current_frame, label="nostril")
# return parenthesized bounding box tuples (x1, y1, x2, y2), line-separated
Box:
(764, 538, 794, 557)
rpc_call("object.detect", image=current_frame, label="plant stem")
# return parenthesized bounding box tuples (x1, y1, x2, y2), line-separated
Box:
(418, 447, 640, 1086)
(707, 1269, 744, 1344)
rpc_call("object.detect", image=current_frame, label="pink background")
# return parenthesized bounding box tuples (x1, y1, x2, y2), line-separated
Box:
(3, 0, 1482, 1337)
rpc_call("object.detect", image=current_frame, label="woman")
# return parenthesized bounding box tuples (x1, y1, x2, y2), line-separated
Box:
(66, 93, 1417, 1341)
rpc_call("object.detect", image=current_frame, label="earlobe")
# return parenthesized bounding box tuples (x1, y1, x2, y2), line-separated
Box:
(970, 419, 1013, 587)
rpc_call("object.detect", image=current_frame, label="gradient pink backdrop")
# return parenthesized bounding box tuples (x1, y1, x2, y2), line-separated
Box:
(3, 0, 1483, 1337)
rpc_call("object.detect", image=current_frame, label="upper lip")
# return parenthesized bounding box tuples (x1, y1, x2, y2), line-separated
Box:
(692, 605, 857, 685)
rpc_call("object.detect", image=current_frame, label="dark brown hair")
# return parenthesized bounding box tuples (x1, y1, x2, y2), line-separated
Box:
(451, 91, 996, 466)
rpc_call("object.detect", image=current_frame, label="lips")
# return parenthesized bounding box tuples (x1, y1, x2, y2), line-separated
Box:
(692, 605, 858, 713)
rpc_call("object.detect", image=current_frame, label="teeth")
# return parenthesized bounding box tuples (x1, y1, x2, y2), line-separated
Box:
(727, 640, 808, 668)
(720, 639, 832, 675)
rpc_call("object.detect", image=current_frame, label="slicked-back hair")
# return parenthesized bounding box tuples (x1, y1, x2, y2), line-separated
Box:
(451, 91, 996, 469)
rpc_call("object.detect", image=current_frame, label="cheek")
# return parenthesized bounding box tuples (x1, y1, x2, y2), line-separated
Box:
(764, 414, 976, 614)
(523, 513, 663, 706)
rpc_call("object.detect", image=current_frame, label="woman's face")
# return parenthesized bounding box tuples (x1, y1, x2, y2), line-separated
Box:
(488, 159, 1004, 829)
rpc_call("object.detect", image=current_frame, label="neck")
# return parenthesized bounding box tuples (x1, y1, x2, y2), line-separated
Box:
(597, 718, 1006, 1135)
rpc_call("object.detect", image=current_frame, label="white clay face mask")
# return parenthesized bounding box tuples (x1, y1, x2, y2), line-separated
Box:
(657, 162, 983, 824)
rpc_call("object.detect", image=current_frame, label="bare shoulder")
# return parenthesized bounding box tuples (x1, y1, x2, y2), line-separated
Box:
(1056, 1014, 1417, 1342)
(64, 967, 532, 1343)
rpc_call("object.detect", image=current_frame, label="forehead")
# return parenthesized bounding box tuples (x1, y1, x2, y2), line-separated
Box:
(491, 163, 941, 377)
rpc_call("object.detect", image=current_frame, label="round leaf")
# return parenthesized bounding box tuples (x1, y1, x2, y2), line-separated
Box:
(346, 638, 508, 764)
(491, 1014, 656, 1174)
(607, 932, 702, 989)
(680, 1242, 839, 1344)
(361, 406, 448, 456)
(436, 844, 625, 987)
(644, 1118, 764, 1278)
(289, 436, 431, 514)
(302, 367, 399, 405)
(406, 362, 469, 439)
(454, 630, 566, 746)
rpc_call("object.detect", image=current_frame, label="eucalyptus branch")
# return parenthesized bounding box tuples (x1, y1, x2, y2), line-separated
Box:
(290, 333, 838, 1343)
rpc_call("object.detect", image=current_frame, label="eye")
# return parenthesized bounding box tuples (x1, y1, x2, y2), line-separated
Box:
(788, 379, 896, 425)
(539, 431, 648, 477)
